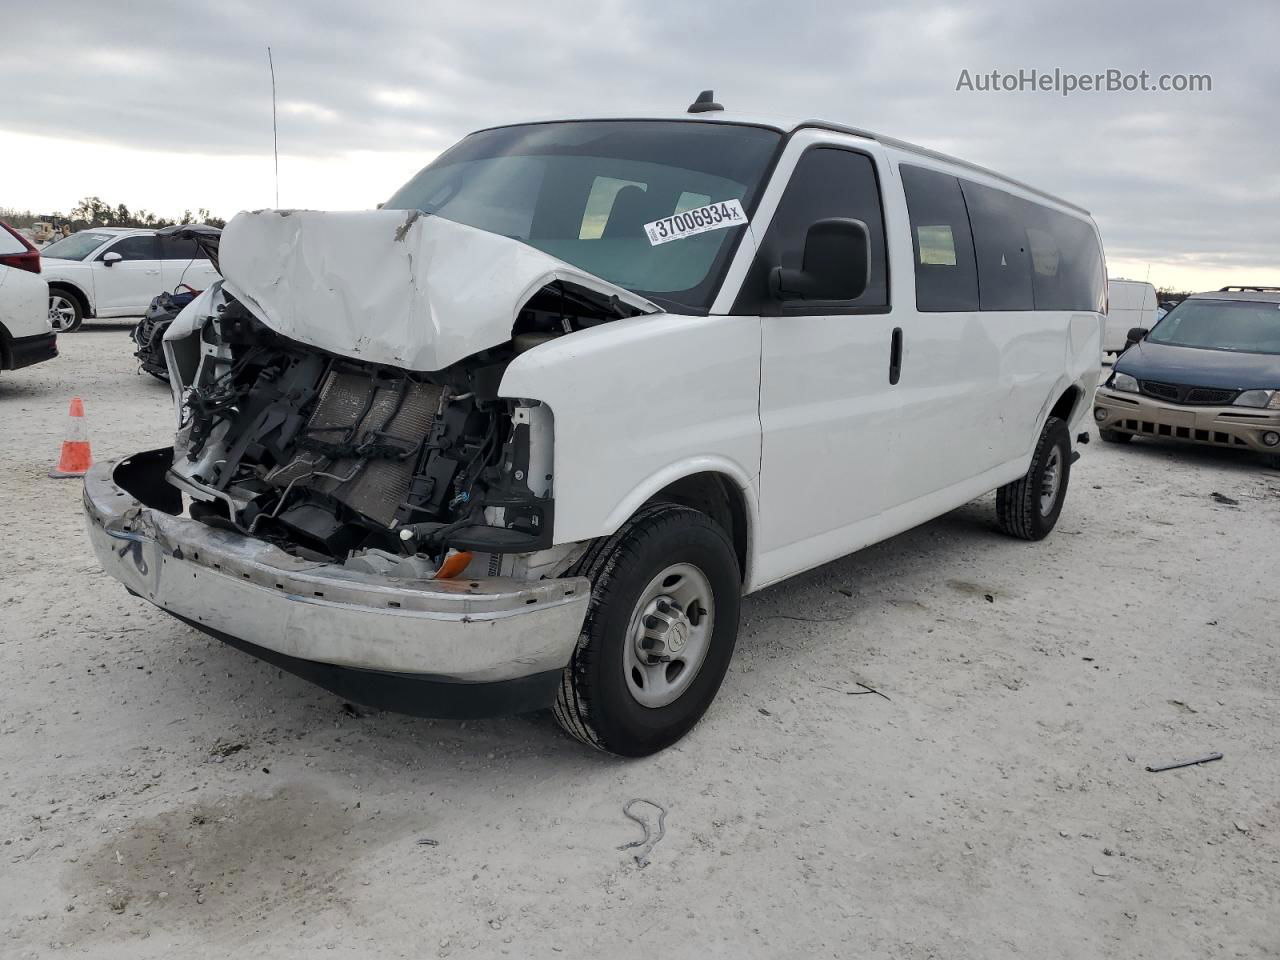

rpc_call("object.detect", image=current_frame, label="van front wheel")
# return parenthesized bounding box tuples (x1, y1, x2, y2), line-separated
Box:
(553, 503, 741, 757)
(996, 416, 1071, 541)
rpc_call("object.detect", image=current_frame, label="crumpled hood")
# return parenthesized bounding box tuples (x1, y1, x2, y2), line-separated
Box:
(218, 209, 658, 371)
(1117, 338, 1280, 390)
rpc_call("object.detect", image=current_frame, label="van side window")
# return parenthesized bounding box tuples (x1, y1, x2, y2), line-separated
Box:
(961, 181, 1035, 311)
(1022, 204, 1106, 312)
(734, 147, 888, 314)
(900, 165, 979, 311)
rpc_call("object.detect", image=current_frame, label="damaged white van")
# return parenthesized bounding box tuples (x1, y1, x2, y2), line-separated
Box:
(84, 99, 1106, 755)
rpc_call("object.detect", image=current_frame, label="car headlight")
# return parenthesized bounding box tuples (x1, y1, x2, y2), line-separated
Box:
(1233, 389, 1280, 409)
(1108, 372, 1140, 393)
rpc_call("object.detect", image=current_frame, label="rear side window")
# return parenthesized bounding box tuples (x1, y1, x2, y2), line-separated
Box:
(900, 165, 979, 311)
(903, 164, 1104, 314)
(961, 181, 1034, 311)
(1022, 205, 1105, 312)
(100, 235, 158, 261)
(734, 147, 889, 314)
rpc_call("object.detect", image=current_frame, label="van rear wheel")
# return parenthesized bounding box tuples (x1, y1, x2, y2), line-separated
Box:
(553, 502, 741, 757)
(996, 416, 1071, 541)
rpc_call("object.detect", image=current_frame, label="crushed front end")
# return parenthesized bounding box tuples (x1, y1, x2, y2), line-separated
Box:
(83, 209, 656, 716)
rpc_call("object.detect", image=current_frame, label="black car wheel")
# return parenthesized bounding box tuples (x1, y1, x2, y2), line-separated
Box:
(996, 416, 1072, 541)
(553, 502, 741, 757)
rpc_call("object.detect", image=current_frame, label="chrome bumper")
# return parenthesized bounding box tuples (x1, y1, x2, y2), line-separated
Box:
(83, 450, 590, 686)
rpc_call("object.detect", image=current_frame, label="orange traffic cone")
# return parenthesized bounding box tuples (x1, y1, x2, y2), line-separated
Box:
(49, 396, 94, 478)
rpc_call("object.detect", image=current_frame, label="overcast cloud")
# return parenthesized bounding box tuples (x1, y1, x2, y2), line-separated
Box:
(2, 0, 1278, 288)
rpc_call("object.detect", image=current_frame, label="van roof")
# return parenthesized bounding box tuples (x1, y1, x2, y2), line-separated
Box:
(472, 112, 1091, 217)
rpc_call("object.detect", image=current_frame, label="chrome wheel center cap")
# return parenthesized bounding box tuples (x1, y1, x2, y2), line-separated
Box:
(668, 620, 689, 654)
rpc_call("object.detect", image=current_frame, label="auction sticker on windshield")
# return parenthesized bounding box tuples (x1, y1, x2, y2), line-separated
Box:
(644, 199, 748, 246)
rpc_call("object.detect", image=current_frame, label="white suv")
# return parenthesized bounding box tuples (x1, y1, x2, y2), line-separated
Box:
(84, 102, 1105, 755)
(40, 227, 220, 331)
(0, 221, 56, 372)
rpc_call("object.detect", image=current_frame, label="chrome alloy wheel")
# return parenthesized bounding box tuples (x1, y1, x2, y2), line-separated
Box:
(48, 294, 77, 331)
(624, 562, 715, 709)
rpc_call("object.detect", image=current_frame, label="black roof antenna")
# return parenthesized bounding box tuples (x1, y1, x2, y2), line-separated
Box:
(687, 90, 723, 114)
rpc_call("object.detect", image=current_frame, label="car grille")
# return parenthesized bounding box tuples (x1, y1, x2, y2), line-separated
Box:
(1139, 380, 1238, 406)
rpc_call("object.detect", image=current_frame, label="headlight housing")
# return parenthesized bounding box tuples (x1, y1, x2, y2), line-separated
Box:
(1233, 389, 1280, 409)
(1108, 372, 1140, 393)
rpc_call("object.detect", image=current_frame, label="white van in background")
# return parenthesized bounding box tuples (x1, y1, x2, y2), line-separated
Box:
(1106, 278, 1158, 353)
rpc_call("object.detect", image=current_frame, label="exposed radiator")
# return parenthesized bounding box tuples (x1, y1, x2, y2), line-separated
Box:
(266, 369, 444, 527)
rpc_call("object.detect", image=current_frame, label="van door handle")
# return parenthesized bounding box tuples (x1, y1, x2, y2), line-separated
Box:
(889, 327, 903, 385)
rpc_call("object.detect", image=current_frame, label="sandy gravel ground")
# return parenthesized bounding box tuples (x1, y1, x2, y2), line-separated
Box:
(2, 326, 1278, 959)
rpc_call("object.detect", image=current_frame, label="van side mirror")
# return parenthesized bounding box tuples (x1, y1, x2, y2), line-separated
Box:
(102, 251, 122, 267)
(771, 218, 870, 302)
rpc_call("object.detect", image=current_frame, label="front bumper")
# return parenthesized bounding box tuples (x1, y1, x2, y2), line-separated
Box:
(1093, 389, 1280, 454)
(3, 330, 57, 370)
(83, 448, 591, 717)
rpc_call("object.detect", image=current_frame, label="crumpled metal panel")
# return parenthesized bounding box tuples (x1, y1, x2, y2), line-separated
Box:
(218, 209, 658, 372)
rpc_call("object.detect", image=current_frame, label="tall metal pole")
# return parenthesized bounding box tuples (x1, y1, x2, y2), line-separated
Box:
(268, 46, 279, 208)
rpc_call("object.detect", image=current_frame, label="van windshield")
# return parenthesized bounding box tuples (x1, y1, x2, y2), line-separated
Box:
(384, 120, 781, 312)
(1147, 298, 1280, 355)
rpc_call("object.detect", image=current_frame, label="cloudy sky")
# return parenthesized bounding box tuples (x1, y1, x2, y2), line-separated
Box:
(3, 0, 1277, 290)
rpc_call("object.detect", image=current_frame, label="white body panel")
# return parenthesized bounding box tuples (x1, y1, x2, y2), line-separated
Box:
(1105, 279, 1158, 352)
(219, 210, 657, 372)
(0, 263, 51, 339)
(162, 255, 220, 294)
(33, 256, 97, 314)
(92, 253, 163, 315)
(0, 229, 51, 340)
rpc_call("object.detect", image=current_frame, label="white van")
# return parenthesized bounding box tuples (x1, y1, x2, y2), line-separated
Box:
(1105, 278, 1158, 353)
(84, 100, 1106, 755)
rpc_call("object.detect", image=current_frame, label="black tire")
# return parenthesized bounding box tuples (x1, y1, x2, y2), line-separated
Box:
(996, 416, 1071, 541)
(1098, 428, 1132, 444)
(553, 502, 741, 757)
(132, 315, 173, 382)
(48, 289, 84, 332)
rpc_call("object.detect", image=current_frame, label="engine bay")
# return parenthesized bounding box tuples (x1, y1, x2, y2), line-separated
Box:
(167, 280, 641, 569)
